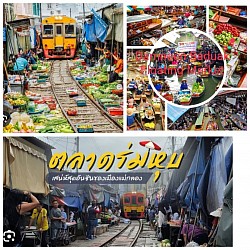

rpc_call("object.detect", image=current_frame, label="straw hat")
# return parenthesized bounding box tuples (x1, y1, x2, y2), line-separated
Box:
(145, 109, 154, 119)
(210, 208, 222, 218)
(127, 108, 134, 116)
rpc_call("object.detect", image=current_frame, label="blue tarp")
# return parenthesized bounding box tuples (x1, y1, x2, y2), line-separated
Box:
(83, 9, 108, 43)
(91, 9, 108, 43)
(64, 196, 82, 211)
(177, 138, 206, 211)
(84, 21, 97, 42)
(104, 192, 111, 208)
(197, 138, 233, 216)
(206, 138, 232, 213)
(168, 104, 189, 123)
(63, 190, 84, 211)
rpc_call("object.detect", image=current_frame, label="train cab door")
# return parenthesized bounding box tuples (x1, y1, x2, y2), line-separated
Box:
(55, 24, 64, 48)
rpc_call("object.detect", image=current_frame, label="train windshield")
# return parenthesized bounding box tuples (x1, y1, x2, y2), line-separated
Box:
(138, 197, 144, 203)
(132, 196, 136, 205)
(43, 25, 53, 35)
(124, 197, 130, 203)
(65, 25, 75, 34)
(56, 25, 62, 35)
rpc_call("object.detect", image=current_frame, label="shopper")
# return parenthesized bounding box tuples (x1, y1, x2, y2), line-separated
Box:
(28, 201, 49, 247)
(3, 189, 39, 247)
(50, 200, 63, 246)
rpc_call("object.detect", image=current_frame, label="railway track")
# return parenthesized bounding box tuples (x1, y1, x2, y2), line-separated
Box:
(49, 60, 123, 133)
(100, 220, 142, 247)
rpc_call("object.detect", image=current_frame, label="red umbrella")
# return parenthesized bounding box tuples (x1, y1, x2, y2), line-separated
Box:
(139, 140, 161, 151)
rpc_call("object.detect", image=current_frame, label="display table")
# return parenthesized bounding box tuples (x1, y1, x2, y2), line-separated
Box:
(66, 222, 77, 242)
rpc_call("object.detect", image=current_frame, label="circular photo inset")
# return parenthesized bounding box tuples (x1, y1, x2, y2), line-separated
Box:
(148, 28, 226, 107)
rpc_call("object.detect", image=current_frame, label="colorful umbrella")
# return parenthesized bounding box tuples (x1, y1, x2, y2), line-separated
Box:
(139, 140, 161, 151)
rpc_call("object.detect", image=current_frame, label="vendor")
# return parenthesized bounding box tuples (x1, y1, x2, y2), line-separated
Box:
(181, 218, 208, 246)
(128, 79, 137, 91)
(127, 108, 136, 127)
(180, 78, 188, 90)
(177, 16, 185, 27)
(13, 54, 29, 74)
(196, 74, 203, 86)
(109, 53, 123, 83)
(143, 109, 155, 123)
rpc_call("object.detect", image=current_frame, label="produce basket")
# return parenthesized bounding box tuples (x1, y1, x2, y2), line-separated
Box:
(103, 103, 121, 110)
(107, 107, 123, 116)
(76, 100, 87, 107)
(76, 124, 94, 133)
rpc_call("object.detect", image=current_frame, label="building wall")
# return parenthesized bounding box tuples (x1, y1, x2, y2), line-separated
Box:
(41, 3, 114, 23)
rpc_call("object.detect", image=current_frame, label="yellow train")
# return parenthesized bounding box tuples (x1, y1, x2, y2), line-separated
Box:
(42, 15, 80, 59)
(121, 192, 145, 219)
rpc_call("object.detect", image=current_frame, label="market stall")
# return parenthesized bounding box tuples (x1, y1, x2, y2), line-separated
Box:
(209, 6, 247, 87)
(127, 50, 165, 131)
(127, 6, 206, 46)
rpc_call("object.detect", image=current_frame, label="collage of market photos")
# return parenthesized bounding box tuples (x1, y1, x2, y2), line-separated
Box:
(2, 3, 247, 249)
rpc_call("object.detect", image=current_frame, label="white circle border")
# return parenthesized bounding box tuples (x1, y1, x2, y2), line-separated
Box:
(147, 28, 227, 109)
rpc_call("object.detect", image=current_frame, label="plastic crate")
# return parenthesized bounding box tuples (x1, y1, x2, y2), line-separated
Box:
(76, 100, 87, 106)
(107, 107, 123, 116)
(76, 124, 94, 133)
(103, 103, 120, 110)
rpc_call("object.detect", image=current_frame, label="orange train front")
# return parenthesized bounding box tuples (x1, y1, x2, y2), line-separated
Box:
(121, 192, 145, 219)
(42, 15, 79, 59)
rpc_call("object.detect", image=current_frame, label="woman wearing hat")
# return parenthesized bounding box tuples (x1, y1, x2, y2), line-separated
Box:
(127, 108, 136, 128)
(208, 208, 222, 239)
(143, 109, 155, 123)
(180, 78, 188, 91)
(196, 74, 203, 86)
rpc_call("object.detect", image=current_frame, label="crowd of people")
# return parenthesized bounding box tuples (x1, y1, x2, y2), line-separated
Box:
(81, 41, 123, 83)
(3, 189, 122, 247)
(168, 91, 247, 131)
(144, 199, 223, 247)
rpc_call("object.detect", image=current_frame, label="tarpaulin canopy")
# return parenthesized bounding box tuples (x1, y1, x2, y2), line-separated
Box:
(104, 7, 123, 42)
(167, 105, 189, 122)
(52, 191, 83, 211)
(164, 138, 199, 210)
(177, 138, 206, 211)
(83, 9, 108, 43)
(3, 137, 50, 195)
(197, 137, 233, 217)
(205, 138, 232, 213)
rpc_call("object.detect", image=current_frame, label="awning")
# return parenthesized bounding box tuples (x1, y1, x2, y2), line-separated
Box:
(104, 7, 123, 42)
(167, 104, 189, 122)
(195, 112, 204, 126)
(7, 18, 31, 30)
(3, 137, 50, 195)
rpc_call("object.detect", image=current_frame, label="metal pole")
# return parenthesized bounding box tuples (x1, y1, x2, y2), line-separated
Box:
(110, 6, 115, 66)
(76, 137, 79, 174)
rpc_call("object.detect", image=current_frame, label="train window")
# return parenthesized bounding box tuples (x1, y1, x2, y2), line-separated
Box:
(138, 197, 144, 203)
(124, 197, 130, 203)
(44, 25, 53, 35)
(132, 196, 136, 205)
(65, 25, 74, 35)
(56, 26, 62, 35)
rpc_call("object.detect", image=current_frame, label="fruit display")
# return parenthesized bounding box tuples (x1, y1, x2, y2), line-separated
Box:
(159, 239, 171, 247)
(213, 23, 240, 37)
(67, 108, 78, 116)
(5, 93, 29, 107)
(192, 83, 205, 97)
(177, 89, 192, 104)
(3, 123, 35, 133)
